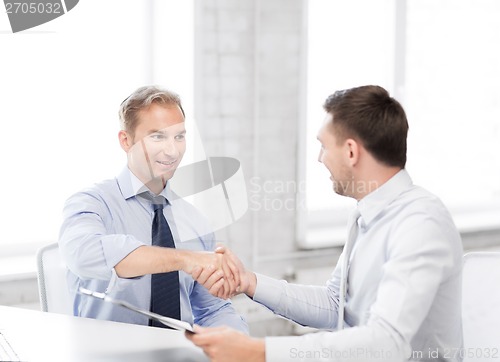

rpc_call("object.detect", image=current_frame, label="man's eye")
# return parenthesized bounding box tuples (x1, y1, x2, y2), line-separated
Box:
(150, 134, 165, 141)
(175, 134, 185, 141)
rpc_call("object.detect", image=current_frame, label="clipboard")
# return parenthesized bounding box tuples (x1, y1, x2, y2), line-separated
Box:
(78, 287, 195, 334)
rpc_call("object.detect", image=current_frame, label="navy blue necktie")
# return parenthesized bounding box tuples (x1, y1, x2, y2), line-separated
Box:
(150, 196, 181, 327)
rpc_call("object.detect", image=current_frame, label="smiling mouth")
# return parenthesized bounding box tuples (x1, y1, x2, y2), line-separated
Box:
(157, 160, 177, 166)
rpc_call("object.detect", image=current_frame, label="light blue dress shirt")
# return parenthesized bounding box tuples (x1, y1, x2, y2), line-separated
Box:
(59, 167, 247, 332)
(255, 169, 463, 361)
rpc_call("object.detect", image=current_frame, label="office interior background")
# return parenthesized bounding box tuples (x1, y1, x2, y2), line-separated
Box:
(1, 0, 499, 337)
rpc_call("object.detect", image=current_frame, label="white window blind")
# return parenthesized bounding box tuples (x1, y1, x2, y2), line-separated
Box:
(301, 0, 500, 248)
(0, 0, 194, 255)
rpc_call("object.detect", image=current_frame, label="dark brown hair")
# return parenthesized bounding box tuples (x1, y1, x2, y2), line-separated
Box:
(323, 85, 408, 168)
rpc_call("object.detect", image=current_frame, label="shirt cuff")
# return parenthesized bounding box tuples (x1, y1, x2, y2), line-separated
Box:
(253, 273, 285, 311)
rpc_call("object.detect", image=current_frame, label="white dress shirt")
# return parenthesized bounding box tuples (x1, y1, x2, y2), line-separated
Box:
(254, 169, 463, 361)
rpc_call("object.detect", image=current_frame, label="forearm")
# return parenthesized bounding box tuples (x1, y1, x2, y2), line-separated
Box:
(253, 273, 337, 329)
(115, 246, 218, 278)
(114, 245, 182, 278)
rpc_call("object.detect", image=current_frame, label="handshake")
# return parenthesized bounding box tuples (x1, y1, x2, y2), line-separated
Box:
(187, 246, 257, 300)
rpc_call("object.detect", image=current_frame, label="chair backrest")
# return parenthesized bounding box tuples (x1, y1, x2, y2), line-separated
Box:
(36, 243, 73, 315)
(462, 251, 500, 362)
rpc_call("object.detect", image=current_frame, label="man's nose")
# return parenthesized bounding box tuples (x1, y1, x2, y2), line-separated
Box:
(162, 139, 178, 156)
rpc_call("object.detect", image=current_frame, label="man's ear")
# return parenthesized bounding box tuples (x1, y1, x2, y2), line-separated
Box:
(345, 138, 360, 166)
(118, 130, 132, 152)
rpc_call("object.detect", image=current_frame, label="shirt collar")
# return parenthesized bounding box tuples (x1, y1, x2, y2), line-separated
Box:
(117, 167, 172, 202)
(356, 169, 413, 227)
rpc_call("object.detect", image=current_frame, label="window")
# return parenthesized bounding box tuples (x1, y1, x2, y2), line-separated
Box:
(0, 0, 194, 255)
(300, 0, 500, 248)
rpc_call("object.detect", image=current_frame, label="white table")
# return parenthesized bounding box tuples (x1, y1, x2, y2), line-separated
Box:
(0, 306, 208, 362)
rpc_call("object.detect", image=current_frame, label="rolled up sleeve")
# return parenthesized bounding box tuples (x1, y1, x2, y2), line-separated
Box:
(59, 191, 145, 281)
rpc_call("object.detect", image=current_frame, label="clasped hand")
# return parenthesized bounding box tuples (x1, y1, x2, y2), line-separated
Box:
(190, 246, 248, 299)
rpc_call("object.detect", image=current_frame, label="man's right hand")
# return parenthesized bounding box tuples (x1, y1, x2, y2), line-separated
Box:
(191, 246, 257, 299)
(115, 245, 252, 299)
(180, 249, 239, 298)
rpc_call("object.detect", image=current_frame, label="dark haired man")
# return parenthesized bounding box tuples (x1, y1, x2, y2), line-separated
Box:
(188, 85, 463, 362)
